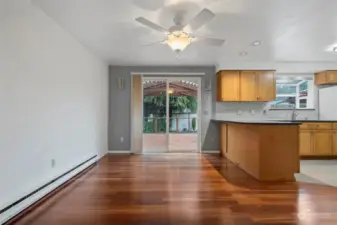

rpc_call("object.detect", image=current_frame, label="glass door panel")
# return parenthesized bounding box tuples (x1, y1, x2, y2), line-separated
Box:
(142, 79, 167, 153)
(168, 80, 198, 152)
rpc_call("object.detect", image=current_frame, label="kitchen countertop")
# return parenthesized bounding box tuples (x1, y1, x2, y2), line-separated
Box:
(287, 120, 337, 122)
(211, 119, 302, 125)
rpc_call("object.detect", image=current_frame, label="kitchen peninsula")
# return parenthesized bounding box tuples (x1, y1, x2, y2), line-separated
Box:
(212, 119, 301, 182)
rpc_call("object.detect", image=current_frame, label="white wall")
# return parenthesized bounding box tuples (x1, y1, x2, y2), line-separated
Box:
(319, 86, 337, 120)
(0, 0, 108, 220)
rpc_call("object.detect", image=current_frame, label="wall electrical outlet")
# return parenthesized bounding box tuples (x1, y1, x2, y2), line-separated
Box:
(120, 137, 124, 143)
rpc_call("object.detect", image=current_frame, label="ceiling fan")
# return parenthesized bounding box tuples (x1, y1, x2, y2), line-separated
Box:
(135, 8, 225, 53)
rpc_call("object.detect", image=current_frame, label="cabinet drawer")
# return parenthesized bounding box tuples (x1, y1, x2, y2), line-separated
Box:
(333, 123, 337, 130)
(300, 123, 332, 130)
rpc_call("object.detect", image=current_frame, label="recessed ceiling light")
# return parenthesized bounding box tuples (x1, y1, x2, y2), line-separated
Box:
(252, 41, 261, 46)
(240, 52, 248, 56)
(333, 47, 337, 52)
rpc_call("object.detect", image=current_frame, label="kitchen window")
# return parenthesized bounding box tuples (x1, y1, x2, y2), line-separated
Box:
(270, 76, 314, 109)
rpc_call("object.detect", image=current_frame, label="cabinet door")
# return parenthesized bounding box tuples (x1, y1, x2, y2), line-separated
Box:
(299, 130, 313, 156)
(333, 131, 337, 155)
(220, 124, 227, 156)
(313, 130, 333, 155)
(326, 71, 337, 84)
(315, 72, 327, 85)
(219, 71, 240, 101)
(216, 72, 222, 101)
(240, 71, 257, 101)
(257, 71, 276, 101)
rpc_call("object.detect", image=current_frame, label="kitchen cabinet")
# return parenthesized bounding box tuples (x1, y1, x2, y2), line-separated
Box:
(299, 130, 313, 156)
(218, 121, 299, 181)
(299, 122, 336, 157)
(240, 71, 257, 101)
(220, 124, 227, 156)
(315, 71, 337, 85)
(333, 131, 337, 155)
(217, 70, 276, 102)
(217, 71, 240, 101)
(333, 124, 337, 155)
(313, 130, 333, 155)
(333, 123, 337, 130)
(257, 71, 276, 101)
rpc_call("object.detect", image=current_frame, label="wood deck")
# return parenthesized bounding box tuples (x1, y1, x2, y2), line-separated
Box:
(143, 133, 197, 152)
(7, 154, 337, 225)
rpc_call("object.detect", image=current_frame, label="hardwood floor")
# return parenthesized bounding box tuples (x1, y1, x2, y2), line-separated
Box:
(8, 153, 337, 225)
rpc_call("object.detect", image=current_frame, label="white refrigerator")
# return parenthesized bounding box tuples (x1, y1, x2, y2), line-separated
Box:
(319, 86, 337, 120)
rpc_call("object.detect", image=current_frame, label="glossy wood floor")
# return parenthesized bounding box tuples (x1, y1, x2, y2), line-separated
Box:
(10, 154, 337, 225)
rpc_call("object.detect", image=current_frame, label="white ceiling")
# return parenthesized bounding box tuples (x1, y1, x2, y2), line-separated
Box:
(33, 0, 337, 66)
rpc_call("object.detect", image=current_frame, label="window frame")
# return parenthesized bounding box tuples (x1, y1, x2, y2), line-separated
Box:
(269, 75, 315, 110)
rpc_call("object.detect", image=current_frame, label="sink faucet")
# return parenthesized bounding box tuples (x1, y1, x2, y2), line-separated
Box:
(291, 109, 299, 120)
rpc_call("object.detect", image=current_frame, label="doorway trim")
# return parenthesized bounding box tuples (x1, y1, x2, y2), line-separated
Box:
(131, 72, 204, 154)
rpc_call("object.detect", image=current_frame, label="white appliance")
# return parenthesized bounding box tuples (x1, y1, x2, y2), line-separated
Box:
(319, 86, 337, 120)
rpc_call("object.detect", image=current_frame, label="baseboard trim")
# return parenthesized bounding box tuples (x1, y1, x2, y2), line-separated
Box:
(108, 150, 132, 154)
(2, 155, 98, 225)
(202, 150, 220, 153)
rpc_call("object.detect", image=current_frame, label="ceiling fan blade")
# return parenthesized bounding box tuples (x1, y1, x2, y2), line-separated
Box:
(135, 17, 168, 33)
(184, 9, 215, 32)
(193, 37, 225, 46)
(143, 40, 166, 46)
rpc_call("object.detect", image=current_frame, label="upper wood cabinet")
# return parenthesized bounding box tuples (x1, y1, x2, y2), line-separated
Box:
(216, 71, 240, 101)
(240, 71, 257, 101)
(315, 71, 337, 85)
(258, 71, 276, 101)
(217, 70, 276, 102)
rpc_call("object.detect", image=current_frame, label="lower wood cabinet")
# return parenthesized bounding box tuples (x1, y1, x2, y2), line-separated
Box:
(334, 131, 337, 155)
(300, 122, 336, 157)
(299, 130, 314, 156)
(220, 124, 227, 156)
(314, 130, 333, 155)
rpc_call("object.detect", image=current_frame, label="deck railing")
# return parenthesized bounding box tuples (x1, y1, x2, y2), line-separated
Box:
(143, 117, 197, 133)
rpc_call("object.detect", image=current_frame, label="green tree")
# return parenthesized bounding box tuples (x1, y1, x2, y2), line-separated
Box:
(144, 96, 197, 116)
(192, 118, 197, 131)
(143, 95, 198, 131)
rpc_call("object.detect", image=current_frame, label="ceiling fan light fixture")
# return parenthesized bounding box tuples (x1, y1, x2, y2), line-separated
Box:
(167, 32, 192, 52)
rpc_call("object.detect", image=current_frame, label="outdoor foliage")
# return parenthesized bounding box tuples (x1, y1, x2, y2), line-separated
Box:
(192, 118, 197, 131)
(143, 95, 197, 116)
(143, 95, 198, 133)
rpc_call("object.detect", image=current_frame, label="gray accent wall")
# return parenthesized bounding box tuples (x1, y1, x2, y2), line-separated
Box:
(108, 66, 218, 151)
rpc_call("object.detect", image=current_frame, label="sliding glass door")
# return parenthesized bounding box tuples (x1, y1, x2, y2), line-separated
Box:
(142, 79, 168, 153)
(142, 78, 199, 153)
(168, 80, 198, 152)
